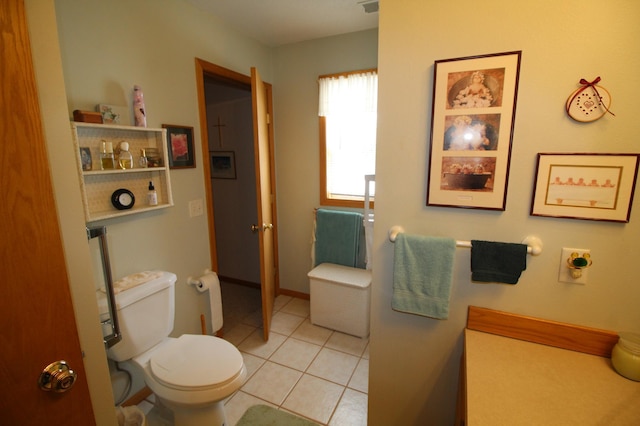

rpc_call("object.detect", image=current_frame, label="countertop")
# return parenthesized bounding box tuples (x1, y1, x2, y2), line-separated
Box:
(465, 328, 640, 425)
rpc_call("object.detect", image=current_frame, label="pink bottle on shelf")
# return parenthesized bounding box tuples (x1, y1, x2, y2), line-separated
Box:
(133, 85, 147, 127)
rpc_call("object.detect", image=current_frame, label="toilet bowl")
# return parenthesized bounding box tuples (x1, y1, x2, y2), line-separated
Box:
(133, 334, 246, 425)
(97, 271, 246, 426)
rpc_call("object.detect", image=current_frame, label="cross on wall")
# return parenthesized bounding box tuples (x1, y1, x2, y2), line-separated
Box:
(212, 115, 226, 147)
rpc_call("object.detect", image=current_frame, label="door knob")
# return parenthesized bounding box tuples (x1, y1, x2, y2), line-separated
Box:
(251, 223, 273, 233)
(38, 360, 77, 393)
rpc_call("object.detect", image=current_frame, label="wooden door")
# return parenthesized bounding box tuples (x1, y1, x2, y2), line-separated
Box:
(0, 1, 95, 424)
(251, 67, 276, 341)
(195, 59, 279, 339)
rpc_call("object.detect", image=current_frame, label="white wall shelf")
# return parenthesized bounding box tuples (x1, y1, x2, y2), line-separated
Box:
(71, 122, 174, 223)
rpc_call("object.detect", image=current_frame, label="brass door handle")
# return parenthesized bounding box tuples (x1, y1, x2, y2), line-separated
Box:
(38, 360, 77, 393)
(251, 223, 273, 233)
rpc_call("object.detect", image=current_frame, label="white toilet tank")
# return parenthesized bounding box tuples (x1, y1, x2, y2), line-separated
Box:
(97, 271, 177, 362)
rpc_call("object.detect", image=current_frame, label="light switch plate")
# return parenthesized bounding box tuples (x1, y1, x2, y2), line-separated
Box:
(189, 199, 204, 217)
(558, 247, 590, 284)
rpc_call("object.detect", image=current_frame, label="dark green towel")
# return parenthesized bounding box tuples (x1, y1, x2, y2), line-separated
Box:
(471, 240, 527, 284)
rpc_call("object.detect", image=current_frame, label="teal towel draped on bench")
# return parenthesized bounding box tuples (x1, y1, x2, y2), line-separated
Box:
(315, 209, 365, 269)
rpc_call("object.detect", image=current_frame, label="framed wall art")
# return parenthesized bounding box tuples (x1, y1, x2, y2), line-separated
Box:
(531, 153, 640, 222)
(79, 147, 92, 171)
(210, 151, 236, 179)
(426, 51, 522, 210)
(163, 124, 195, 169)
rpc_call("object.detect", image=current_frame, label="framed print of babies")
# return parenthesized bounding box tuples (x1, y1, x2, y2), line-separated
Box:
(427, 51, 522, 210)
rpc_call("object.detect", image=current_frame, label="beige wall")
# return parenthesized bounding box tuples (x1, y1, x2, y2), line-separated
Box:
(273, 30, 379, 293)
(53, 0, 274, 341)
(370, 0, 640, 424)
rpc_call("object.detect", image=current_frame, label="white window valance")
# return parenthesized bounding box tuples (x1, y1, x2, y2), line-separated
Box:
(318, 71, 378, 116)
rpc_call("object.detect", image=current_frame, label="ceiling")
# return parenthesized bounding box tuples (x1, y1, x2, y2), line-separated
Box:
(185, 0, 379, 47)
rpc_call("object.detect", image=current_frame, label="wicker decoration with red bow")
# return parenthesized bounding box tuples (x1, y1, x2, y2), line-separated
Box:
(566, 77, 614, 122)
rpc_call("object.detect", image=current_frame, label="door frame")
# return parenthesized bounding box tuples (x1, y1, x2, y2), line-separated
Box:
(194, 58, 280, 294)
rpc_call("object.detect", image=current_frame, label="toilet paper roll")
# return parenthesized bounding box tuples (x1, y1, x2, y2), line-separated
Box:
(196, 271, 223, 333)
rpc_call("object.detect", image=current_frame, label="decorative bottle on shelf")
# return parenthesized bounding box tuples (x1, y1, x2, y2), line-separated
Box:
(147, 181, 158, 206)
(118, 142, 133, 169)
(138, 148, 148, 168)
(100, 140, 115, 170)
(133, 85, 147, 127)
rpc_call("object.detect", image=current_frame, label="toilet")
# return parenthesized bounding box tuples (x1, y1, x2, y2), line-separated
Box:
(308, 263, 372, 337)
(98, 271, 246, 426)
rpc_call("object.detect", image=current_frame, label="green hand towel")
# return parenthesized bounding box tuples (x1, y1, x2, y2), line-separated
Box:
(392, 234, 456, 319)
(471, 240, 527, 284)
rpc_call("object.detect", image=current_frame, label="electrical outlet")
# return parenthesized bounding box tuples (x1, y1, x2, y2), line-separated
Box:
(558, 247, 591, 284)
(189, 199, 204, 217)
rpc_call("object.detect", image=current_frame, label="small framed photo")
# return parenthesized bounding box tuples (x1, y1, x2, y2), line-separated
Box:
(80, 147, 92, 171)
(163, 124, 195, 169)
(531, 153, 640, 222)
(427, 51, 522, 210)
(210, 151, 236, 179)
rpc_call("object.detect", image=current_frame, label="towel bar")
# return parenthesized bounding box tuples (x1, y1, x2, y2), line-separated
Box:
(387, 225, 543, 256)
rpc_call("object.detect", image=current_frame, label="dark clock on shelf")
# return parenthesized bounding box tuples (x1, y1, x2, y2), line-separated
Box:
(111, 188, 135, 210)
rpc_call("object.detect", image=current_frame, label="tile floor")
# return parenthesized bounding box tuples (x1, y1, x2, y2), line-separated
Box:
(138, 283, 369, 425)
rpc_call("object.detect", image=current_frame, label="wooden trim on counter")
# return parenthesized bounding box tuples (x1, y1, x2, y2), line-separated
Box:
(466, 306, 619, 358)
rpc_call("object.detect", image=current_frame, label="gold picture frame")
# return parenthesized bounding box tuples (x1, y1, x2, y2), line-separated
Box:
(531, 153, 640, 222)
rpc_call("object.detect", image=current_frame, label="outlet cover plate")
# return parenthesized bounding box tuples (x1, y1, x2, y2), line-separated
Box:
(559, 247, 590, 284)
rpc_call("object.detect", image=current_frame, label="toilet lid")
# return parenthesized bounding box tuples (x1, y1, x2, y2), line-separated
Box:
(150, 334, 244, 389)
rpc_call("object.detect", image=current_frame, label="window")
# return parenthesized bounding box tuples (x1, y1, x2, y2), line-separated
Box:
(319, 69, 377, 207)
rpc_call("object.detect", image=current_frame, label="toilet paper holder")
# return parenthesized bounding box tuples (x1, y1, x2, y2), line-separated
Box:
(187, 268, 213, 290)
(186, 269, 224, 336)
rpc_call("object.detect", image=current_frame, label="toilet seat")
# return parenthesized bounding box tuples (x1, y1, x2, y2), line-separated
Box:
(150, 334, 244, 391)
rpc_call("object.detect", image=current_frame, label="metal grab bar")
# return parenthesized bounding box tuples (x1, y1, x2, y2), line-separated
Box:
(87, 226, 122, 348)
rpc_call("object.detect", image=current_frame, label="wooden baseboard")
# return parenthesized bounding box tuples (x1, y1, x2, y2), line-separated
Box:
(122, 386, 152, 407)
(217, 275, 311, 300)
(278, 288, 310, 300)
(218, 275, 260, 289)
(467, 306, 618, 358)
